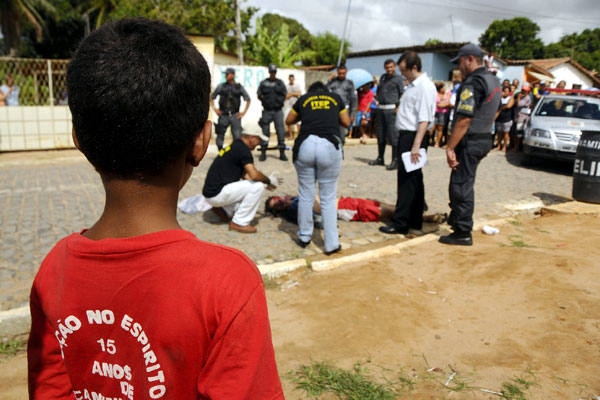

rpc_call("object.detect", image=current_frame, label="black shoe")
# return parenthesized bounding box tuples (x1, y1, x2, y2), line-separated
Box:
(379, 225, 408, 235)
(439, 231, 473, 246)
(294, 238, 311, 248)
(368, 158, 384, 166)
(258, 153, 266, 161)
(386, 159, 398, 170)
(324, 245, 341, 256)
(279, 153, 288, 161)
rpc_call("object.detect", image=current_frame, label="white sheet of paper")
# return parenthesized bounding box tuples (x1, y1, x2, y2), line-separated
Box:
(401, 148, 428, 172)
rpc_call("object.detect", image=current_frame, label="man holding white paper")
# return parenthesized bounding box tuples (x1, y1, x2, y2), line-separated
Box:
(379, 51, 436, 235)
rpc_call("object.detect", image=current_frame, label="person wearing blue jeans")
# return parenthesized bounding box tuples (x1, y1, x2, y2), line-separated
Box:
(295, 135, 342, 253)
(286, 81, 351, 255)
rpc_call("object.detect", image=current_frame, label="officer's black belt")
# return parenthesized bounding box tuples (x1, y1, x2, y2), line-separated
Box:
(467, 132, 491, 137)
(398, 130, 417, 135)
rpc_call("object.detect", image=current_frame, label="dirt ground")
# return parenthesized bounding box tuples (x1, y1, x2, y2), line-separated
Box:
(2, 211, 599, 399)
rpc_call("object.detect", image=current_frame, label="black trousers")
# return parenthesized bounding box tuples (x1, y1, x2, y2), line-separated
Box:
(390, 131, 426, 231)
(448, 134, 493, 232)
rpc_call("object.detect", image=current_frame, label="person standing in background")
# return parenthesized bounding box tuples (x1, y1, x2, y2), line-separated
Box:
(327, 64, 357, 146)
(257, 63, 288, 161)
(369, 59, 404, 170)
(284, 74, 302, 139)
(0, 74, 19, 106)
(210, 68, 251, 150)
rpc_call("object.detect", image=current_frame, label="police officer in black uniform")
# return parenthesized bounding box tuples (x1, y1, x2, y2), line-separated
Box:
(440, 43, 501, 246)
(210, 68, 251, 150)
(257, 64, 288, 161)
(369, 58, 404, 170)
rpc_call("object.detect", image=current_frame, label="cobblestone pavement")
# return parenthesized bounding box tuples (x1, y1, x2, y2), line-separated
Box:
(0, 140, 575, 311)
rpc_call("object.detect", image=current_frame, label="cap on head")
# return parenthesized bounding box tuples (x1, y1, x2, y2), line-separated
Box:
(224, 67, 235, 75)
(451, 43, 485, 63)
(244, 130, 269, 142)
(268, 63, 277, 73)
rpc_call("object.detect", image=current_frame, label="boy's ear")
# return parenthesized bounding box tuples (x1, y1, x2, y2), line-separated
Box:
(189, 120, 212, 167)
(71, 128, 81, 150)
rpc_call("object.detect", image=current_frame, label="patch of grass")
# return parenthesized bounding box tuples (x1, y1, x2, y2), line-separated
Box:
(500, 374, 536, 400)
(507, 235, 533, 248)
(508, 219, 522, 226)
(289, 361, 397, 400)
(0, 337, 26, 356)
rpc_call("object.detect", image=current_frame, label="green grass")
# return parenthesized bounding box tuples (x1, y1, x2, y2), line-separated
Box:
(0, 337, 26, 356)
(289, 361, 539, 399)
(289, 361, 397, 399)
(500, 375, 536, 400)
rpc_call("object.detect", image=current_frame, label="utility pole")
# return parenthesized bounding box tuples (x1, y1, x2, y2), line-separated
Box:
(235, 0, 244, 65)
(337, 0, 351, 67)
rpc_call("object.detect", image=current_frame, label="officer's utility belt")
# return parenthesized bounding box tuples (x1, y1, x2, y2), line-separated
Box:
(467, 132, 491, 137)
(398, 130, 417, 135)
(379, 104, 396, 110)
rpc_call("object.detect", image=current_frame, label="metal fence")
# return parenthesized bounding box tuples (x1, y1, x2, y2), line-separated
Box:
(0, 57, 69, 106)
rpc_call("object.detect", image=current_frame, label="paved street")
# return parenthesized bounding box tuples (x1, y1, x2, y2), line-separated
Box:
(0, 140, 575, 311)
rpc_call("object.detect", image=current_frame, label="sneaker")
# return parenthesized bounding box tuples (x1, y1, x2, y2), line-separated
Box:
(439, 231, 472, 246)
(228, 221, 257, 234)
(293, 238, 311, 248)
(324, 245, 342, 256)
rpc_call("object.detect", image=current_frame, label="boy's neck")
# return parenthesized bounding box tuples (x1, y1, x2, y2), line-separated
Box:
(84, 178, 182, 240)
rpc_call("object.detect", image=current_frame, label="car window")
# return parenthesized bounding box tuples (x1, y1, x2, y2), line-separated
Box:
(536, 98, 600, 120)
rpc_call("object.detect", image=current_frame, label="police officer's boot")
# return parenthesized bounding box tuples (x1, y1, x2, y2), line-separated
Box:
(279, 148, 288, 162)
(386, 146, 398, 170)
(259, 148, 267, 161)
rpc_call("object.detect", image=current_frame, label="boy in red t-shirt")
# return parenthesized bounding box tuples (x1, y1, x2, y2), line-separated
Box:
(27, 18, 284, 400)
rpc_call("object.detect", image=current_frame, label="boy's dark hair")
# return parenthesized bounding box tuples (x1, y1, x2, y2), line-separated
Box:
(384, 58, 395, 66)
(398, 51, 422, 72)
(67, 18, 210, 178)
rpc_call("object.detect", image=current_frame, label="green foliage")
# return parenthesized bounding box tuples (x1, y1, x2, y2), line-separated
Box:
(0, 0, 57, 56)
(261, 13, 313, 50)
(107, 0, 256, 51)
(546, 28, 600, 72)
(244, 14, 348, 67)
(425, 38, 442, 45)
(244, 18, 302, 67)
(479, 17, 544, 59)
(309, 31, 350, 66)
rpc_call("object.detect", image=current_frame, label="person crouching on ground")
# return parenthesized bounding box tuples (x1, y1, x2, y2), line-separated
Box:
(202, 131, 279, 233)
(286, 81, 350, 255)
(27, 18, 284, 399)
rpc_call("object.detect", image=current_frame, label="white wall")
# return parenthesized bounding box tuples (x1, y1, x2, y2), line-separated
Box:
(548, 65, 593, 89)
(0, 106, 73, 152)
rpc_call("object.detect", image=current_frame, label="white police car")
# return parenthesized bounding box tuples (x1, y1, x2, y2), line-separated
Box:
(523, 94, 600, 161)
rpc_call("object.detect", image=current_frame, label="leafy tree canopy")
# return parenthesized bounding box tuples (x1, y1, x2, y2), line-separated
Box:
(479, 16, 544, 60)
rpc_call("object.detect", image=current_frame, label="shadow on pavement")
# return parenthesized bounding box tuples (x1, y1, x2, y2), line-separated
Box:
(504, 151, 573, 176)
(533, 192, 573, 206)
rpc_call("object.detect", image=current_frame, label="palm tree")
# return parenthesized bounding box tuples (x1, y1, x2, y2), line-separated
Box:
(79, 0, 115, 30)
(0, 0, 55, 56)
